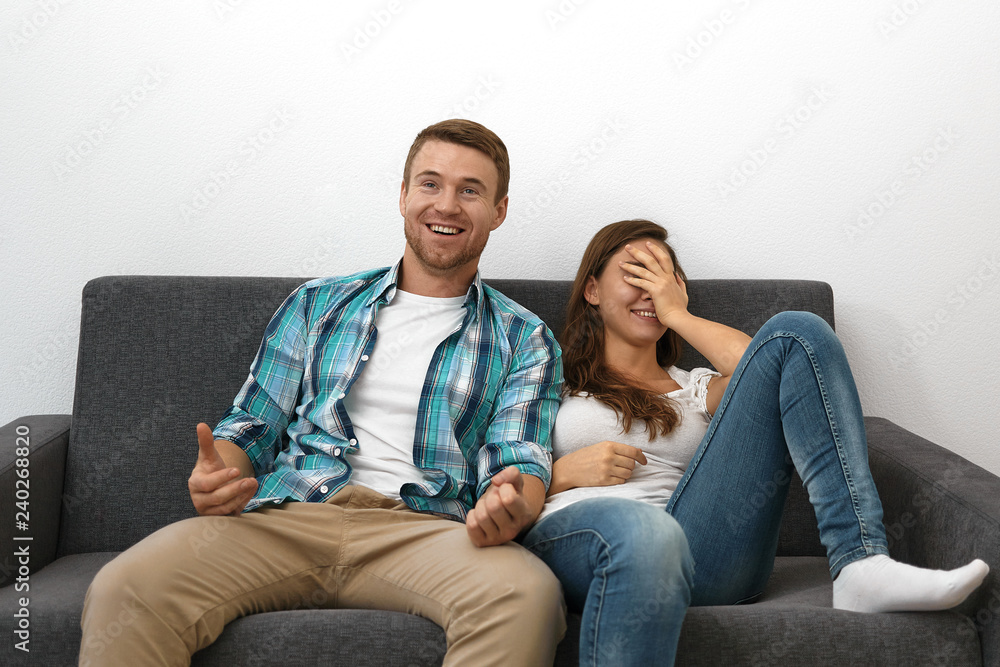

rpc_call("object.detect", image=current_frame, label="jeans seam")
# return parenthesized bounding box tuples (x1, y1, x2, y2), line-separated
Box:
(784, 329, 872, 554)
(667, 320, 878, 570)
(526, 528, 610, 667)
(668, 329, 779, 510)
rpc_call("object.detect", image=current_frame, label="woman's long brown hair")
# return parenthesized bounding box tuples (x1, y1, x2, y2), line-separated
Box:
(561, 220, 688, 440)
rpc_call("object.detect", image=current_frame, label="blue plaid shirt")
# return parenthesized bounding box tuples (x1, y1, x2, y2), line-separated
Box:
(214, 261, 562, 520)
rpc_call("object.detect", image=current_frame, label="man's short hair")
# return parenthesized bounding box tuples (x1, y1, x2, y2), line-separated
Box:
(403, 119, 510, 204)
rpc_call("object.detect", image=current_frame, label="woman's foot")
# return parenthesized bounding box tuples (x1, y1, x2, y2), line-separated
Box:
(833, 554, 989, 613)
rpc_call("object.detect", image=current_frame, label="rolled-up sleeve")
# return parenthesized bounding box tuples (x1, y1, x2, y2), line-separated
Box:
(476, 322, 562, 497)
(214, 286, 308, 476)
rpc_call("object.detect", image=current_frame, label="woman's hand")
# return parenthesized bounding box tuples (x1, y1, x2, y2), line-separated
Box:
(620, 241, 689, 327)
(621, 240, 753, 383)
(548, 441, 648, 495)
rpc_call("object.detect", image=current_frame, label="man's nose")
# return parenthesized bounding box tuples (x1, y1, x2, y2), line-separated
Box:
(435, 189, 461, 214)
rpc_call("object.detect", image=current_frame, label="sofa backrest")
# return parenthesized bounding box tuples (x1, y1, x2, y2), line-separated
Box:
(59, 275, 832, 557)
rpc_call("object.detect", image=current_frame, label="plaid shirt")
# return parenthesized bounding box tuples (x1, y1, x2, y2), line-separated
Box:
(214, 261, 562, 520)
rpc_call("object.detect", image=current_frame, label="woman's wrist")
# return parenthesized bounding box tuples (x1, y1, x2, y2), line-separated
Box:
(659, 307, 694, 330)
(548, 458, 576, 496)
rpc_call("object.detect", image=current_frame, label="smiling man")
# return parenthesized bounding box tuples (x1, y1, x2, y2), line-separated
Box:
(79, 120, 566, 666)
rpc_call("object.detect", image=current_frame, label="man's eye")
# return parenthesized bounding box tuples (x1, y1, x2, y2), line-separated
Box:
(462, 187, 478, 195)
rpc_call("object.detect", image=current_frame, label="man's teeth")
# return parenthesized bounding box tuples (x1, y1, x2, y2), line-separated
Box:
(430, 225, 460, 235)
(634, 310, 657, 319)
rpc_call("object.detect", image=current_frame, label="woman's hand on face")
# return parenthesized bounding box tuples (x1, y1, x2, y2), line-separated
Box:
(620, 241, 689, 327)
(552, 440, 648, 492)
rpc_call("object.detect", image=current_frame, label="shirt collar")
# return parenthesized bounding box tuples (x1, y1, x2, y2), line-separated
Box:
(367, 259, 486, 319)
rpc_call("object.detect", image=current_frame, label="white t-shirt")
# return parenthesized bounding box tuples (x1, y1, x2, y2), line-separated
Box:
(344, 289, 466, 500)
(536, 366, 719, 522)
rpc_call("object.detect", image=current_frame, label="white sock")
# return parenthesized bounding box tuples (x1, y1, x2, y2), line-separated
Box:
(832, 554, 989, 613)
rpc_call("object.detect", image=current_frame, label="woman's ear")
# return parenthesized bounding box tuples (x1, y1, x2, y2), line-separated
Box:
(583, 276, 600, 306)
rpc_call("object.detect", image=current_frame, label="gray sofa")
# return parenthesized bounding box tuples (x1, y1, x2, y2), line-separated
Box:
(3, 275, 999, 666)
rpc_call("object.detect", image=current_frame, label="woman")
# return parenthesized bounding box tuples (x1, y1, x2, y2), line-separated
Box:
(521, 219, 988, 666)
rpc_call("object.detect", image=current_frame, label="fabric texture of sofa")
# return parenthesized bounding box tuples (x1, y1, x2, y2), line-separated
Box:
(3, 274, 1000, 666)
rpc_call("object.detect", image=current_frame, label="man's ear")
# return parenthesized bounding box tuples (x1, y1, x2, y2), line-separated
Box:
(583, 276, 600, 305)
(489, 195, 508, 231)
(399, 179, 407, 217)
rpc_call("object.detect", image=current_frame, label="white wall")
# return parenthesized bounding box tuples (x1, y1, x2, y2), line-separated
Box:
(2, 1, 998, 472)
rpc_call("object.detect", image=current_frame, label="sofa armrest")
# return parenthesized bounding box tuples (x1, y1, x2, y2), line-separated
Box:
(0, 415, 71, 588)
(865, 416, 1000, 666)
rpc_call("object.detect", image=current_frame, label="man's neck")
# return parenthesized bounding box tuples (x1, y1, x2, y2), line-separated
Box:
(397, 255, 476, 298)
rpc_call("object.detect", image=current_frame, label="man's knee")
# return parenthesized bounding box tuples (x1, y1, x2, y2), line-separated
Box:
(81, 553, 162, 663)
(85, 552, 148, 614)
(482, 546, 565, 624)
(83, 520, 208, 631)
(517, 550, 563, 603)
(509, 550, 568, 640)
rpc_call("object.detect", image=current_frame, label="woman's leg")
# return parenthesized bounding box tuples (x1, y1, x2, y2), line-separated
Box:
(522, 497, 694, 667)
(666, 311, 889, 605)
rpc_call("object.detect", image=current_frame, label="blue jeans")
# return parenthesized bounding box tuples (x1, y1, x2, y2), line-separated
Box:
(522, 311, 890, 666)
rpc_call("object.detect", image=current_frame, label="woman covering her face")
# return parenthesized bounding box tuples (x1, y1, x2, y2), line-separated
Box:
(521, 219, 988, 667)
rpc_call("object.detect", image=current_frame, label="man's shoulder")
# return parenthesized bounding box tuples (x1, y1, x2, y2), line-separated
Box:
(300, 266, 389, 294)
(479, 283, 555, 343)
(279, 267, 390, 322)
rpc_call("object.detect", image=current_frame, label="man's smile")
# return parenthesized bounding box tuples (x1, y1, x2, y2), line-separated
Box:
(428, 224, 463, 236)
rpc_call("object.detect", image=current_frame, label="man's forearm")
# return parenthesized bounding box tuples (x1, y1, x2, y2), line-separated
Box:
(216, 439, 255, 479)
(521, 474, 547, 525)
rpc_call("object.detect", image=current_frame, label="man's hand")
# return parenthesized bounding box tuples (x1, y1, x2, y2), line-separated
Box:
(188, 423, 258, 516)
(549, 441, 647, 495)
(466, 467, 544, 548)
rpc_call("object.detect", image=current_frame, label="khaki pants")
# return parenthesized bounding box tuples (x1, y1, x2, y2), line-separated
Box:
(79, 485, 565, 666)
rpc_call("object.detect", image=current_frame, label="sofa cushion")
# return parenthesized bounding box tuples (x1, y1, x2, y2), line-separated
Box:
(1, 553, 979, 666)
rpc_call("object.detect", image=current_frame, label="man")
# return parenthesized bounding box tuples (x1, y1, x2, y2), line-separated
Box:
(80, 120, 565, 666)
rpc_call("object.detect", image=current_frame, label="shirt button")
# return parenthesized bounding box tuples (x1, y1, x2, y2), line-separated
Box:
(320, 485, 329, 494)
(333, 448, 342, 456)
(361, 354, 369, 362)
(338, 392, 346, 400)
(349, 438, 357, 446)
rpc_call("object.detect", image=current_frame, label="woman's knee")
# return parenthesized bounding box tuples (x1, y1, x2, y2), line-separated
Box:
(759, 311, 832, 339)
(585, 500, 692, 574)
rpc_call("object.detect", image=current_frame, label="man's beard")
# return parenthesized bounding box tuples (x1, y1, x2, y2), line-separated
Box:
(404, 222, 488, 275)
